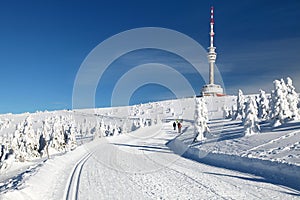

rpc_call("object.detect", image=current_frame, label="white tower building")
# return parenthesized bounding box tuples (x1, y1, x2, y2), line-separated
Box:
(201, 6, 224, 96)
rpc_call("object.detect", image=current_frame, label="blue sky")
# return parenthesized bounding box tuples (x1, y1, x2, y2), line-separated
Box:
(0, 0, 300, 113)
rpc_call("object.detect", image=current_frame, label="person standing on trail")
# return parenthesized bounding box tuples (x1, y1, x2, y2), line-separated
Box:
(173, 122, 176, 130)
(177, 122, 182, 133)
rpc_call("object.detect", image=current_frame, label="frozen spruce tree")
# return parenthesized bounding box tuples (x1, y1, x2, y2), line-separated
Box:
(194, 98, 210, 142)
(233, 89, 245, 120)
(286, 77, 299, 120)
(42, 118, 52, 158)
(0, 136, 13, 171)
(11, 117, 39, 161)
(281, 78, 293, 119)
(64, 123, 77, 151)
(257, 89, 270, 120)
(271, 79, 291, 127)
(23, 116, 40, 158)
(243, 97, 260, 135)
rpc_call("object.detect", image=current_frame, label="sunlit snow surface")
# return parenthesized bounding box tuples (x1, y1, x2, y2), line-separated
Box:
(1, 96, 300, 199)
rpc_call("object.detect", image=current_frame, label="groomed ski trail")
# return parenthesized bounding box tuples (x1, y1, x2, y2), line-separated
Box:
(70, 122, 300, 199)
(64, 152, 93, 200)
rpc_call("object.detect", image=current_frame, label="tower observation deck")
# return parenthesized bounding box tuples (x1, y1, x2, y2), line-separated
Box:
(201, 6, 224, 96)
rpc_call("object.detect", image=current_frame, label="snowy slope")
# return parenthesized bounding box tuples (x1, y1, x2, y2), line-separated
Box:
(0, 95, 300, 199)
(2, 122, 299, 199)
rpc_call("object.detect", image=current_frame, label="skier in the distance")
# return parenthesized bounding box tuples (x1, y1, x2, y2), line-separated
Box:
(177, 122, 182, 133)
(173, 122, 176, 130)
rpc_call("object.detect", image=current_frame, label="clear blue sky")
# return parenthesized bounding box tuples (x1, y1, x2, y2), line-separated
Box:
(0, 0, 300, 113)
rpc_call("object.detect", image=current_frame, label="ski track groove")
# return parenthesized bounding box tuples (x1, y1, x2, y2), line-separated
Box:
(79, 145, 153, 199)
(107, 123, 230, 199)
(64, 152, 93, 200)
(241, 130, 300, 164)
(60, 120, 299, 199)
(246, 130, 300, 152)
(141, 149, 228, 199)
(139, 124, 233, 199)
(106, 146, 150, 199)
(155, 124, 280, 199)
(145, 124, 237, 199)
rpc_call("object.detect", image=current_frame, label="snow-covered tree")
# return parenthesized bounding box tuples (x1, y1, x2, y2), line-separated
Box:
(23, 116, 40, 158)
(9, 116, 39, 161)
(270, 79, 291, 127)
(42, 115, 77, 153)
(286, 77, 299, 120)
(99, 119, 106, 137)
(0, 113, 79, 167)
(121, 119, 129, 134)
(223, 106, 232, 119)
(51, 117, 66, 152)
(0, 119, 11, 131)
(131, 119, 140, 131)
(243, 97, 260, 135)
(0, 136, 11, 170)
(37, 128, 46, 157)
(65, 123, 77, 151)
(257, 89, 270, 120)
(233, 89, 245, 120)
(194, 98, 209, 141)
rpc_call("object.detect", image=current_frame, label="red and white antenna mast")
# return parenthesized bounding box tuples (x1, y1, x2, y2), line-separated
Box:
(208, 6, 217, 85)
(201, 6, 224, 96)
(210, 6, 215, 48)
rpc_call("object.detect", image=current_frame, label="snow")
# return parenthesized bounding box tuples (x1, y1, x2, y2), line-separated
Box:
(168, 118, 300, 191)
(1, 145, 89, 199)
(0, 79, 300, 199)
(2, 121, 299, 199)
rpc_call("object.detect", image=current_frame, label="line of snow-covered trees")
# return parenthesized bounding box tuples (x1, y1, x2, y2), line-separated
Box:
(0, 115, 78, 171)
(0, 102, 166, 171)
(193, 77, 299, 142)
(232, 77, 299, 135)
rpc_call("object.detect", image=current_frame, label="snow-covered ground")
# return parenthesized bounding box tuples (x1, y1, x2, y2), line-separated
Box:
(196, 119, 300, 165)
(0, 95, 300, 199)
(2, 121, 300, 199)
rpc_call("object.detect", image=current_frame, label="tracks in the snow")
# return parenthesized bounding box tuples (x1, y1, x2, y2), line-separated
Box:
(64, 152, 93, 200)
